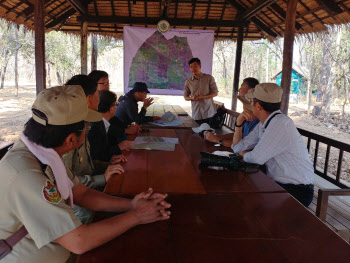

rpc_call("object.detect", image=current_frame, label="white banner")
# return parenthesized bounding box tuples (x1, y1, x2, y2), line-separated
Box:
(124, 26, 214, 95)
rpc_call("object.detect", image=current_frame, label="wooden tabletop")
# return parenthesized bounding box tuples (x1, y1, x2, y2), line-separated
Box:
(142, 104, 199, 129)
(104, 129, 285, 195)
(77, 193, 350, 263)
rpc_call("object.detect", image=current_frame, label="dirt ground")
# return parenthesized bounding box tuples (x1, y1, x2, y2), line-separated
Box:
(1, 85, 349, 182)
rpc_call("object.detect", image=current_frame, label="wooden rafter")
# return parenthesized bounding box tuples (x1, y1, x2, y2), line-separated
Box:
(67, 0, 86, 14)
(237, 0, 278, 21)
(317, 0, 343, 15)
(77, 15, 249, 28)
(297, 0, 326, 29)
(225, 0, 277, 37)
(45, 8, 76, 29)
(243, 0, 282, 37)
(23, 0, 57, 21)
(270, 3, 302, 30)
(111, 0, 118, 33)
(93, 0, 101, 31)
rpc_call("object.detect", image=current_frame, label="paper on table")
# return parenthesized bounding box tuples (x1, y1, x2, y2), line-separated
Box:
(132, 136, 179, 151)
(149, 111, 184, 127)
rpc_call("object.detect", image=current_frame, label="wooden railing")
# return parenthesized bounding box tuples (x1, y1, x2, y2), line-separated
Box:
(297, 128, 350, 189)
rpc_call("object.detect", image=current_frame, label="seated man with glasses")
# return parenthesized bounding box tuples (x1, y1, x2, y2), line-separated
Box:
(88, 90, 133, 166)
(89, 70, 142, 140)
(231, 83, 314, 207)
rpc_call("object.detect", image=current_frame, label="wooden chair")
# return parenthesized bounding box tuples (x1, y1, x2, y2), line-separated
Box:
(223, 109, 240, 132)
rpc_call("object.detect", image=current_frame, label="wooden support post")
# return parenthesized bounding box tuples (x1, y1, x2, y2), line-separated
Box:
(34, 0, 46, 95)
(280, 0, 297, 114)
(231, 26, 244, 111)
(81, 21, 88, 74)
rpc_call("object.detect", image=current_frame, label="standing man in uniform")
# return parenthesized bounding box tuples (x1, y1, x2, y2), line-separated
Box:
(184, 58, 218, 125)
(0, 85, 170, 263)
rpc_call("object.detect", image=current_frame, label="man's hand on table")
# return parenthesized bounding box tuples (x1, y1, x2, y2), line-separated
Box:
(204, 131, 219, 143)
(130, 188, 171, 224)
(152, 116, 161, 121)
(104, 164, 125, 182)
(126, 124, 141, 135)
(110, 154, 127, 164)
(119, 140, 132, 150)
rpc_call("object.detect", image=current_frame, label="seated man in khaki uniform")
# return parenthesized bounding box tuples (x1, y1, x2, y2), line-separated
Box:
(0, 85, 170, 263)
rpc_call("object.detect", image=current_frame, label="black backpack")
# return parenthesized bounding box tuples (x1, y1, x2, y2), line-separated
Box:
(210, 105, 227, 129)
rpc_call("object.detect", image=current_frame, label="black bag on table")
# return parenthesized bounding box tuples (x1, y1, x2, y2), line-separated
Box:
(210, 105, 227, 129)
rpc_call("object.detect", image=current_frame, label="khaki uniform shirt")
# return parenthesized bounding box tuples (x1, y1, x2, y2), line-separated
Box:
(184, 73, 218, 120)
(0, 140, 82, 263)
(62, 135, 106, 189)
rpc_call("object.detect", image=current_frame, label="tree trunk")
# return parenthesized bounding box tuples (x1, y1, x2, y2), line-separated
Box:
(14, 27, 21, 97)
(323, 29, 342, 114)
(307, 49, 315, 115)
(317, 33, 332, 102)
(0, 50, 10, 90)
(265, 48, 269, 82)
(343, 77, 349, 116)
(91, 35, 98, 71)
(56, 71, 63, 85)
(47, 63, 51, 87)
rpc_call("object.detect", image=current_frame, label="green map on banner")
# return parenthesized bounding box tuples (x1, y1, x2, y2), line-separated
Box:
(128, 31, 194, 90)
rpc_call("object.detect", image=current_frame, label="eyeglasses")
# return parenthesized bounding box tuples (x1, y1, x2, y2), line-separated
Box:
(78, 122, 91, 132)
(98, 82, 111, 86)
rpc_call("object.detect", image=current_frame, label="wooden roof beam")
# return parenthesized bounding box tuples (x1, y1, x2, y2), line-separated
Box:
(225, 0, 277, 37)
(67, 0, 86, 14)
(270, 3, 302, 30)
(316, 0, 343, 15)
(77, 15, 249, 28)
(46, 8, 77, 29)
(237, 0, 278, 21)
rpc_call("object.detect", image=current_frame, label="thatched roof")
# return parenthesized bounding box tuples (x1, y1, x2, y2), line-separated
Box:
(0, 0, 350, 40)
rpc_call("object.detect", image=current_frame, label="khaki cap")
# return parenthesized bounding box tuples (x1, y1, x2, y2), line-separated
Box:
(245, 83, 283, 103)
(32, 85, 102, 126)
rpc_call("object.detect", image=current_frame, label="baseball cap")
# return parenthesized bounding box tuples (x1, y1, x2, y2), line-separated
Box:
(245, 83, 283, 103)
(32, 85, 102, 126)
(132, 82, 150, 93)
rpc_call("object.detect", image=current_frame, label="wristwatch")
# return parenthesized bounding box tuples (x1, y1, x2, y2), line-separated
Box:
(218, 139, 224, 146)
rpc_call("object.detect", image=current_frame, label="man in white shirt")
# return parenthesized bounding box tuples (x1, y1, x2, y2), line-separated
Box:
(231, 83, 314, 207)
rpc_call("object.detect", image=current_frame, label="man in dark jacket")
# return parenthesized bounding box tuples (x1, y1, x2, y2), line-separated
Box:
(115, 82, 161, 126)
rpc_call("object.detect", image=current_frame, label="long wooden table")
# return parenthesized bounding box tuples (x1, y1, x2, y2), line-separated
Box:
(142, 104, 199, 129)
(104, 129, 285, 195)
(77, 129, 350, 262)
(77, 193, 350, 263)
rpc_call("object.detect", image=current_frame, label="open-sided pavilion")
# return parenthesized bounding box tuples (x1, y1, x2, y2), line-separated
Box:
(1, 0, 350, 113)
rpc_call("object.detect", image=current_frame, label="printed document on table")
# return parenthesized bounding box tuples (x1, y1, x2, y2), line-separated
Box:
(149, 111, 184, 127)
(132, 136, 179, 151)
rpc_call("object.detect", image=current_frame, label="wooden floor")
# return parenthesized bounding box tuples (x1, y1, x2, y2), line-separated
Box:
(308, 183, 350, 243)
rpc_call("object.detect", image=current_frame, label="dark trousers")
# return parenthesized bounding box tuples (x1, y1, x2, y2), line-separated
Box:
(277, 183, 314, 207)
(196, 117, 213, 126)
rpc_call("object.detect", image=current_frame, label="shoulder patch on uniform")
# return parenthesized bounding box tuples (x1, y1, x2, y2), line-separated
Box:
(42, 180, 61, 204)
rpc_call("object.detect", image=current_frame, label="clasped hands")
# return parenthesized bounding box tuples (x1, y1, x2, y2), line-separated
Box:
(131, 188, 171, 224)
